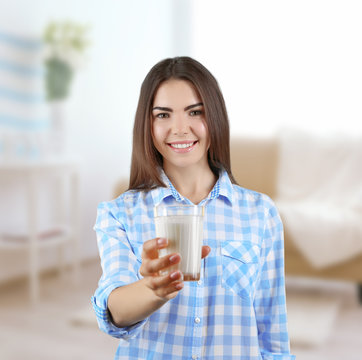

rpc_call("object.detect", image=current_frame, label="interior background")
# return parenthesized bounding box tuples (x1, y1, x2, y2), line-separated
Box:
(0, 0, 361, 282)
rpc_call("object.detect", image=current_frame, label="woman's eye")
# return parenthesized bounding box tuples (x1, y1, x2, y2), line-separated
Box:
(156, 113, 169, 119)
(190, 110, 203, 116)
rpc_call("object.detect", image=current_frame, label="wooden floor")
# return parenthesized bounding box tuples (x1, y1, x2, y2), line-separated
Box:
(0, 260, 361, 360)
(0, 260, 118, 360)
(286, 277, 362, 360)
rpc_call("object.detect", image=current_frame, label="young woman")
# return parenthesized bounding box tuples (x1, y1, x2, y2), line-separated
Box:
(92, 57, 295, 360)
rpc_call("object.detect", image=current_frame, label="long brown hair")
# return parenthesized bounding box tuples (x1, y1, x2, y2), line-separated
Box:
(129, 56, 237, 190)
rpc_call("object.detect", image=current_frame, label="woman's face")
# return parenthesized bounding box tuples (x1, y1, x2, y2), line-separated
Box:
(151, 79, 210, 172)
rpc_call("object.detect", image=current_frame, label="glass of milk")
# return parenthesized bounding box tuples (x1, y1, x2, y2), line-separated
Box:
(154, 204, 204, 281)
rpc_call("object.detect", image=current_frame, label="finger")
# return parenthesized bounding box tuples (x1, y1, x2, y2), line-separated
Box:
(147, 270, 183, 291)
(142, 237, 168, 260)
(154, 280, 184, 299)
(201, 245, 211, 259)
(142, 253, 181, 276)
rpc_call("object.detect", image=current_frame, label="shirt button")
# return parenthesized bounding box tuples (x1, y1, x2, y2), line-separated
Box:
(197, 280, 202, 285)
(194, 317, 201, 324)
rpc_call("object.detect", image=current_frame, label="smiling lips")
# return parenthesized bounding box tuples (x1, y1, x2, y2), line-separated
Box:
(167, 141, 198, 153)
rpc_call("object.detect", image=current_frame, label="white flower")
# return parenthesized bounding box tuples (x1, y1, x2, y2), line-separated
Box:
(43, 21, 90, 70)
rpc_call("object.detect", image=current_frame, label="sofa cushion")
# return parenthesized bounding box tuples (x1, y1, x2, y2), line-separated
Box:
(277, 200, 362, 268)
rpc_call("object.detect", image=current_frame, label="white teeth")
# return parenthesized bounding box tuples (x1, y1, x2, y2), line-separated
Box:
(170, 142, 194, 149)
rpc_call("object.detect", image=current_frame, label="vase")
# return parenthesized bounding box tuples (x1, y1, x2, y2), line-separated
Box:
(49, 100, 67, 156)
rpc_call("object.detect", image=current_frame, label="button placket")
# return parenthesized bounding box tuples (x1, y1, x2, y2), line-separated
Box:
(191, 281, 203, 360)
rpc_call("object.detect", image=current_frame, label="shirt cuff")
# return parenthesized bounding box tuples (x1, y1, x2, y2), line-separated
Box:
(91, 292, 147, 340)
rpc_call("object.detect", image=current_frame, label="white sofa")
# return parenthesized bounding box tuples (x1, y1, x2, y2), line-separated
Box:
(230, 129, 362, 299)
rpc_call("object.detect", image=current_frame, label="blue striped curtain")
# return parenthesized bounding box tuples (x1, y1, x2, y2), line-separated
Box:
(0, 30, 50, 160)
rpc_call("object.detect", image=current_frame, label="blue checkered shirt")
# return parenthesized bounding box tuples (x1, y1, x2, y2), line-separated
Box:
(92, 170, 295, 360)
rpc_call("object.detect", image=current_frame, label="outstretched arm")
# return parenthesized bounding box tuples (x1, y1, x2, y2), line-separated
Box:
(108, 237, 210, 327)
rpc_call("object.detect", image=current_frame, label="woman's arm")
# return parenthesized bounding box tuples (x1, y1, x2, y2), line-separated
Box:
(253, 201, 295, 359)
(107, 237, 211, 327)
(107, 237, 182, 327)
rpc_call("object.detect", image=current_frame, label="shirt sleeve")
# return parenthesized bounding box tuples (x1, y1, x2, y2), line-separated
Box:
(91, 200, 147, 340)
(253, 199, 296, 360)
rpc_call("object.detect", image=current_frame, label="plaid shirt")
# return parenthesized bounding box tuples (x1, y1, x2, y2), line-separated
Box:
(92, 170, 295, 360)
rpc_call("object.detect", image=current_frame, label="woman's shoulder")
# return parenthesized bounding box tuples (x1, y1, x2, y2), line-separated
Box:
(99, 189, 149, 210)
(232, 184, 277, 211)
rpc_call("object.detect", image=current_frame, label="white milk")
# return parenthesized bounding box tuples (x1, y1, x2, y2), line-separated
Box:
(155, 214, 203, 281)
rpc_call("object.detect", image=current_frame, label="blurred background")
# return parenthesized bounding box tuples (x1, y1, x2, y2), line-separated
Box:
(0, 0, 361, 359)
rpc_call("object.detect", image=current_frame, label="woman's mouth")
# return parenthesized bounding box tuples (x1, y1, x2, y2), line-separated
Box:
(167, 141, 198, 152)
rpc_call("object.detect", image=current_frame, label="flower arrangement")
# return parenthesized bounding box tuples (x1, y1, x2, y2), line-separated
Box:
(43, 21, 90, 101)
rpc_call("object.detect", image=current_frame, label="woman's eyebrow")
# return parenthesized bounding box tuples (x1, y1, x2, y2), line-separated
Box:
(184, 102, 203, 111)
(152, 103, 203, 112)
(152, 106, 172, 112)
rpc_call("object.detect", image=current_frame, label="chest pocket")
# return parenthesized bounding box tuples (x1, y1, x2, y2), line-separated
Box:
(221, 240, 261, 299)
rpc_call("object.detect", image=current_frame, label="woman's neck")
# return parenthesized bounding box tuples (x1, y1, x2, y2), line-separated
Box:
(163, 163, 217, 205)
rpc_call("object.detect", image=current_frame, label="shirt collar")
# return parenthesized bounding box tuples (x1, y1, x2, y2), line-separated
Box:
(150, 170, 183, 206)
(150, 168, 234, 206)
(208, 169, 234, 205)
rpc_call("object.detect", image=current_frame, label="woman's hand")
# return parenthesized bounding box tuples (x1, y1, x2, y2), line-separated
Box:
(108, 239, 211, 327)
(139, 238, 211, 301)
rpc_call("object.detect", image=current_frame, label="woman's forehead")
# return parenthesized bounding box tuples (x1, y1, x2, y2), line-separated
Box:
(153, 79, 201, 107)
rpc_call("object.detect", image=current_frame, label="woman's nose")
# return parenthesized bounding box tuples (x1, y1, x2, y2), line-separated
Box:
(172, 114, 189, 135)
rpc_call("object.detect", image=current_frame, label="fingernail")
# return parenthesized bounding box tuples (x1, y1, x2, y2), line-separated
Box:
(175, 283, 184, 290)
(157, 238, 167, 246)
(169, 254, 180, 263)
(170, 271, 180, 280)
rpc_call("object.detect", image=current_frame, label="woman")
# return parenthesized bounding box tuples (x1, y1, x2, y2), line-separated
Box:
(92, 56, 295, 360)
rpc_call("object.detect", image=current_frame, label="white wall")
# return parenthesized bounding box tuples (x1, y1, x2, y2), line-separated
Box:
(190, 0, 362, 137)
(0, 0, 185, 283)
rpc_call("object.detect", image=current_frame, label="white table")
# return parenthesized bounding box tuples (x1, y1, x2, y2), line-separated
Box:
(0, 158, 81, 303)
